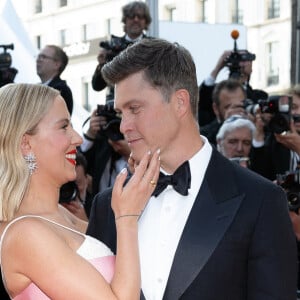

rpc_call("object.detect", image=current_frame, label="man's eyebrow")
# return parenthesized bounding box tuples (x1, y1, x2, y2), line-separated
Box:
(115, 99, 140, 111)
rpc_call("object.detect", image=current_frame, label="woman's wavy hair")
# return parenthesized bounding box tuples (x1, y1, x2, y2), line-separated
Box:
(0, 83, 59, 221)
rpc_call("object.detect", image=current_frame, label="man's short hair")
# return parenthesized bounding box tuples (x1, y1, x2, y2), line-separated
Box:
(121, 1, 152, 30)
(102, 38, 199, 119)
(47, 45, 69, 75)
(212, 79, 246, 106)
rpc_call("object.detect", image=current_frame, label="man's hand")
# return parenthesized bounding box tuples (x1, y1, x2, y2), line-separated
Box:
(275, 120, 300, 154)
(210, 50, 232, 79)
(86, 108, 108, 139)
(97, 48, 108, 65)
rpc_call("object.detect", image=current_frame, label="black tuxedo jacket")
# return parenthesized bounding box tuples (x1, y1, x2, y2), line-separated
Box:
(200, 119, 221, 146)
(87, 149, 297, 299)
(48, 76, 73, 115)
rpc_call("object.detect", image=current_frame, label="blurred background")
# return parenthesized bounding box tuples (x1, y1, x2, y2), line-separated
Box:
(0, 0, 296, 131)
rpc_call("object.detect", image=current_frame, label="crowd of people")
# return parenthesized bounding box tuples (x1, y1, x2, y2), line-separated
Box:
(0, 1, 300, 299)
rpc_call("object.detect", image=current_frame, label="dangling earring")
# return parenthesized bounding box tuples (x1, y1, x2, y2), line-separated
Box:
(24, 153, 37, 175)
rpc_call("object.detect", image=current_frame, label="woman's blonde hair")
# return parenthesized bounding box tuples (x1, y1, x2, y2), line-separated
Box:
(0, 83, 59, 221)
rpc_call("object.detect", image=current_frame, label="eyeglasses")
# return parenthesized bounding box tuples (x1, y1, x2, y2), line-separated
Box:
(127, 12, 145, 20)
(36, 54, 56, 61)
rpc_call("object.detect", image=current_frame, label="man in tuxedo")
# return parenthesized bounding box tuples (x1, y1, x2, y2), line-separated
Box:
(87, 38, 297, 299)
(36, 45, 73, 114)
(91, 1, 152, 101)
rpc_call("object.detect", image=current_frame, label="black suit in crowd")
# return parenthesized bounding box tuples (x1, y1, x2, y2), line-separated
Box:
(200, 119, 221, 146)
(80, 135, 115, 198)
(250, 133, 290, 181)
(48, 75, 73, 115)
(87, 148, 297, 300)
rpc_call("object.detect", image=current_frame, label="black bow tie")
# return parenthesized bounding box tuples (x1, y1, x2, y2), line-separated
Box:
(152, 161, 191, 197)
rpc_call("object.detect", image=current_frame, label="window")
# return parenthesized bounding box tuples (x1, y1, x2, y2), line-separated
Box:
(165, 5, 177, 21)
(200, 0, 208, 23)
(34, 0, 42, 13)
(231, 0, 244, 24)
(60, 29, 66, 46)
(82, 82, 91, 111)
(266, 41, 279, 86)
(35, 35, 41, 49)
(267, 0, 280, 19)
(59, 28, 73, 46)
(59, 0, 67, 7)
(82, 24, 87, 42)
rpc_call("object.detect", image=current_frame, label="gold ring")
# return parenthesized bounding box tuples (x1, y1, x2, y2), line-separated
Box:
(150, 180, 156, 186)
(281, 131, 287, 136)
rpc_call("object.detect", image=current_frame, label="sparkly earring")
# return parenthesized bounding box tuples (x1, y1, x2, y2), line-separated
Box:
(24, 153, 37, 175)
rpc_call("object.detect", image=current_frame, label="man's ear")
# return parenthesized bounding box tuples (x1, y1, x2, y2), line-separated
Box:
(20, 134, 32, 156)
(174, 89, 190, 116)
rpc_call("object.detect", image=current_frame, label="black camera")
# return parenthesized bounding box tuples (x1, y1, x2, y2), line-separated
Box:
(260, 95, 292, 134)
(59, 181, 78, 204)
(97, 100, 124, 141)
(100, 35, 133, 62)
(0, 43, 18, 87)
(225, 30, 256, 79)
(277, 170, 300, 213)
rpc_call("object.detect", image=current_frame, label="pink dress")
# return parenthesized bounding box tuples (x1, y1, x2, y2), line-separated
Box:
(0, 215, 115, 300)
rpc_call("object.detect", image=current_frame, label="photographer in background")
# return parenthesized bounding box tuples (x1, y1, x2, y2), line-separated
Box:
(200, 78, 247, 146)
(92, 1, 152, 101)
(0, 43, 18, 88)
(198, 31, 268, 127)
(80, 101, 131, 197)
(251, 86, 300, 181)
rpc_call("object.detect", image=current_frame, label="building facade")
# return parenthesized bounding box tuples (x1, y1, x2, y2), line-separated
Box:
(15, 0, 292, 113)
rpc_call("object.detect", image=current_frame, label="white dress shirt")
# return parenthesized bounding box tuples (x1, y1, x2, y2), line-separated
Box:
(138, 136, 212, 300)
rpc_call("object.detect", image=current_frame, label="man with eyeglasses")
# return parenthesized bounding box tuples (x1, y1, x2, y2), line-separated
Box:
(36, 45, 73, 114)
(91, 1, 152, 102)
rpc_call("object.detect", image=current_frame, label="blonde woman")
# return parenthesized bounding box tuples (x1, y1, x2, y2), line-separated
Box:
(0, 83, 160, 299)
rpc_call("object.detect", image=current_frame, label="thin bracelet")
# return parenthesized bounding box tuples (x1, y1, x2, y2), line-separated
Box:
(115, 214, 140, 221)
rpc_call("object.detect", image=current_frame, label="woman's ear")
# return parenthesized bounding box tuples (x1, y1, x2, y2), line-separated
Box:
(20, 134, 32, 156)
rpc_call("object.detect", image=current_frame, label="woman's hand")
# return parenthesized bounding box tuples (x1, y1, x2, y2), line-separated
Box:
(112, 149, 160, 220)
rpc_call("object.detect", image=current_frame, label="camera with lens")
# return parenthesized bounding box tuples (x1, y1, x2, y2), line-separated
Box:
(260, 95, 292, 134)
(277, 169, 300, 213)
(225, 30, 256, 79)
(99, 35, 133, 62)
(0, 43, 18, 87)
(59, 181, 79, 204)
(96, 100, 124, 141)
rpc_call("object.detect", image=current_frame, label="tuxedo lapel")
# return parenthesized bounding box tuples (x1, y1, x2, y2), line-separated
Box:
(163, 150, 245, 300)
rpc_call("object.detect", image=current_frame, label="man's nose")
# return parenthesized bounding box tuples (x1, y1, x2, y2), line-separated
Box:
(236, 142, 244, 152)
(120, 116, 130, 134)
